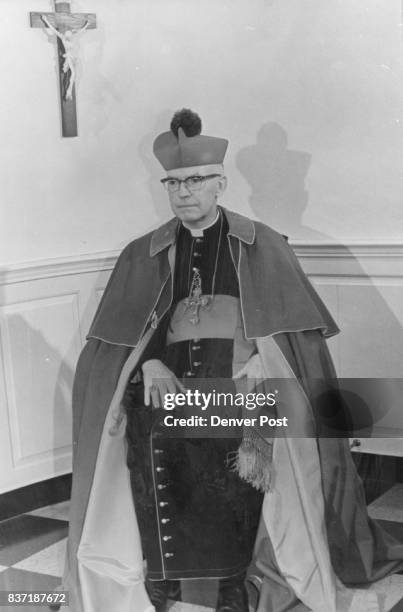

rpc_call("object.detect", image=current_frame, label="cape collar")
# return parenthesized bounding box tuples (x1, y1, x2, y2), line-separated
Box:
(149, 206, 255, 256)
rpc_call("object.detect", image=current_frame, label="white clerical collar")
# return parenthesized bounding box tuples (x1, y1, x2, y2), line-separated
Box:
(183, 210, 220, 237)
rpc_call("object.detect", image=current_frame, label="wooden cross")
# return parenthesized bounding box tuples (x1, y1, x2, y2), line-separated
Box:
(30, 0, 96, 137)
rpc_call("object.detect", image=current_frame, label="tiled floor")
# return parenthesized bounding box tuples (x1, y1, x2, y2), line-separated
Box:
(2, 491, 403, 611)
(0, 502, 69, 612)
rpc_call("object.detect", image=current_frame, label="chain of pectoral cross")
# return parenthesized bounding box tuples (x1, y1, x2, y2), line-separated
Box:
(183, 212, 224, 325)
(184, 270, 212, 325)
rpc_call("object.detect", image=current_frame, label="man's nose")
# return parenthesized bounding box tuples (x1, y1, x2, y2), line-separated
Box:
(178, 181, 191, 196)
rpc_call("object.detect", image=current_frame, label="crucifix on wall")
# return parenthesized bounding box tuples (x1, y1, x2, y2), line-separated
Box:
(30, 0, 96, 137)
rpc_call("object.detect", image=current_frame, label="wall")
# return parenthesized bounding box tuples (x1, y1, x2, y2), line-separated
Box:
(0, 0, 402, 491)
(0, 0, 402, 265)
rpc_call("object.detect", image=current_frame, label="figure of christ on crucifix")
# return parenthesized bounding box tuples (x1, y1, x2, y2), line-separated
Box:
(40, 15, 89, 102)
(30, 0, 96, 137)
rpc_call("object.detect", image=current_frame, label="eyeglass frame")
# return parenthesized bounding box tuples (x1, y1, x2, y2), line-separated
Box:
(160, 173, 222, 192)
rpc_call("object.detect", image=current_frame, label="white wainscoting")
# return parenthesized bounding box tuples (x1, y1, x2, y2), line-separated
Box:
(0, 244, 402, 492)
(0, 253, 117, 494)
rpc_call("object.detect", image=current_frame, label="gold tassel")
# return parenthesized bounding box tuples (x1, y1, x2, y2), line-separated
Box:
(227, 433, 274, 492)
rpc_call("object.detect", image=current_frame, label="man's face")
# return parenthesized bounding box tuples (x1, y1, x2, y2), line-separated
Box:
(164, 164, 227, 228)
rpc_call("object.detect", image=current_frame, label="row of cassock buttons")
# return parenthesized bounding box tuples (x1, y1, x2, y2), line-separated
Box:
(159, 237, 204, 556)
(185, 236, 204, 377)
(184, 337, 202, 378)
(154, 449, 174, 559)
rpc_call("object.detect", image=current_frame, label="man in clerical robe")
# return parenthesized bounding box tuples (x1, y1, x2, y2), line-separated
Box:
(61, 109, 403, 612)
(123, 108, 265, 612)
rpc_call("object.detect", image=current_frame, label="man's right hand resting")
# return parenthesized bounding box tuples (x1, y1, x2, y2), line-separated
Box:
(141, 359, 185, 408)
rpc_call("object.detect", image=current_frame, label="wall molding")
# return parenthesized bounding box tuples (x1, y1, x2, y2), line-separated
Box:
(0, 251, 121, 285)
(1, 243, 403, 285)
(292, 243, 403, 260)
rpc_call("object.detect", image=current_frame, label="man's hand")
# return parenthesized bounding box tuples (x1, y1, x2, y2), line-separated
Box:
(233, 353, 264, 392)
(233, 353, 264, 381)
(142, 359, 185, 407)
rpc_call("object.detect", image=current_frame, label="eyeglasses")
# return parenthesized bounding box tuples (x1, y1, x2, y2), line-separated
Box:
(160, 174, 222, 193)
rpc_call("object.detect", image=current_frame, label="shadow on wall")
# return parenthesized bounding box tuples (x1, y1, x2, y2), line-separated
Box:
(0, 277, 76, 486)
(13, 314, 74, 464)
(235, 122, 403, 374)
(236, 122, 403, 499)
(236, 122, 329, 241)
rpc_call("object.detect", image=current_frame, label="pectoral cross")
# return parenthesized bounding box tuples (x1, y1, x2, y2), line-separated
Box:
(30, 0, 96, 137)
(184, 287, 211, 325)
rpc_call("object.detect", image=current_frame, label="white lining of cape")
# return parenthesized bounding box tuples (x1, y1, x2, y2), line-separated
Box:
(256, 336, 382, 612)
(71, 331, 381, 612)
(75, 331, 155, 612)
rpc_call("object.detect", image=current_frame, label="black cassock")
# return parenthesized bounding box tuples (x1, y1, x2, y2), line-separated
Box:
(124, 214, 263, 581)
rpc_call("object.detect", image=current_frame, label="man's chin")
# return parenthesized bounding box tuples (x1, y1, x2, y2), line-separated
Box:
(176, 207, 201, 221)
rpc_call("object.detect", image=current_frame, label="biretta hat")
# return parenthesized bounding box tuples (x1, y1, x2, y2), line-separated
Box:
(153, 109, 228, 171)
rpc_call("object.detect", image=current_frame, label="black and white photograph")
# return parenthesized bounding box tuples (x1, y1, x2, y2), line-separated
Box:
(0, 1, 403, 611)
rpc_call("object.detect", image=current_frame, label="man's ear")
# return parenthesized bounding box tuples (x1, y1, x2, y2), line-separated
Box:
(217, 175, 228, 196)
